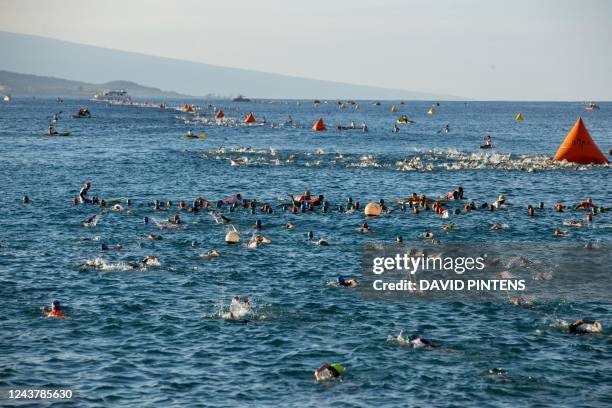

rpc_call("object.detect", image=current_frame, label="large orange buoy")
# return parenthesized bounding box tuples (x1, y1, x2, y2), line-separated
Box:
(364, 203, 382, 217)
(244, 112, 256, 124)
(215, 110, 224, 119)
(312, 118, 327, 131)
(553, 117, 608, 164)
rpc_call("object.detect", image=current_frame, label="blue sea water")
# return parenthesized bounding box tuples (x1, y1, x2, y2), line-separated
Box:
(0, 98, 611, 407)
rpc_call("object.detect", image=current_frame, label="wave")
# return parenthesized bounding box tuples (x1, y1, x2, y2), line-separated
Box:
(192, 147, 609, 172)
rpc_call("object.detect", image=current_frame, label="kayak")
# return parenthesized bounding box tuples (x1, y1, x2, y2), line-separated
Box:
(181, 134, 206, 140)
(44, 132, 71, 137)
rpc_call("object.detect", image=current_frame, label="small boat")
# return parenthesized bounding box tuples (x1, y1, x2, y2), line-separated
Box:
(45, 132, 71, 137)
(231, 94, 251, 102)
(396, 115, 414, 125)
(180, 133, 206, 140)
(3, 95, 11, 102)
(72, 108, 91, 119)
(585, 102, 600, 111)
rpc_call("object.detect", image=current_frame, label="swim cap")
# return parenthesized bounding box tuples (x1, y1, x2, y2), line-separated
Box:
(396, 236, 403, 243)
(498, 195, 505, 201)
(52, 300, 61, 308)
(307, 231, 314, 239)
(143, 216, 149, 224)
(255, 219, 262, 227)
(330, 363, 345, 374)
(337, 276, 346, 285)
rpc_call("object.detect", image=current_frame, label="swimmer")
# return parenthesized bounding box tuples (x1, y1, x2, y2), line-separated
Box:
(358, 222, 371, 233)
(314, 363, 344, 382)
(337, 276, 359, 287)
(483, 134, 492, 147)
(387, 330, 437, 349)
(82, 214, 100, 227)
(393, 124, 400, 133)
(47, 125, 57, 135)
(148, 234, 163, 241)
(407, 335, 437, 349)
(575, 198, 593, 210)
(41, 300, 65, 318)
(227, 296, 252, 319)
(553, 204, 566, 213)
(128, 255, 160, 269)
(493, 194, 506, 208)
(201, 250, 221, 259)
(568, 319, 602, 334)
(420, 231, 435, 239)
(247, 235, 271, 248)
(490, 223, 504, 231)
(22, 195, 30, 204)
(285, 222, 295, 230)
(563, 219, 584, 227)
(254, 219, 263, 230)
(79, 182, 92, 204)
(553, 228, 569, 237)
(307, 231, 328, 246)
(211, 211, 231, 224)
(112, 203, 123, 212)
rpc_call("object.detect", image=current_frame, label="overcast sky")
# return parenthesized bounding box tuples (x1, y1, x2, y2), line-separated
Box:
(1, 0, 611, 100)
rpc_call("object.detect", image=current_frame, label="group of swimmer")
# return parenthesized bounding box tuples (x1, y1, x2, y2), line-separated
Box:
(30, 179, 607, 382)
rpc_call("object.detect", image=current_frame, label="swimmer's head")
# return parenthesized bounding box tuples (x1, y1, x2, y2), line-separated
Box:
(337, 276, 346, 285)
(101, 244, 109, 250)
(255, 219, 262, 229)
(396, 236, 403, 243)
(307, 231, 314, 240)
(52, 300, 61, 310)
(498, 194, 505, 202)
(22, 196, 30, 204)
(143, 216, 149, 224)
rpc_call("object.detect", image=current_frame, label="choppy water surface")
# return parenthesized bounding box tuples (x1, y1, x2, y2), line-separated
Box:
(0, 98, 611, 407)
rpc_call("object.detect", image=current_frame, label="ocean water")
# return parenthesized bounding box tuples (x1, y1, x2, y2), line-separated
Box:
(0, 98, 611, 407)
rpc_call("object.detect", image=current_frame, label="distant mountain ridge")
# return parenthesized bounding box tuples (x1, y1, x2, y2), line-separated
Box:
(0, 70, 193, 98)
(0, 31, 460, 100)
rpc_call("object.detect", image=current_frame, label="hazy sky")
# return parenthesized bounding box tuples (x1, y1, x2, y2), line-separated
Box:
(1, 0, 611, 100)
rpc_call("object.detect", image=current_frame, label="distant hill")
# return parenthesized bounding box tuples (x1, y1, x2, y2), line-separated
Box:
(0, 70, 193, 98)
(0, 31, 460, 100)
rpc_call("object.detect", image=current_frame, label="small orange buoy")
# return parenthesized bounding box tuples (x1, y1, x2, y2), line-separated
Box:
(244, 112, 256, 124)
(312, 118, 327, 131)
